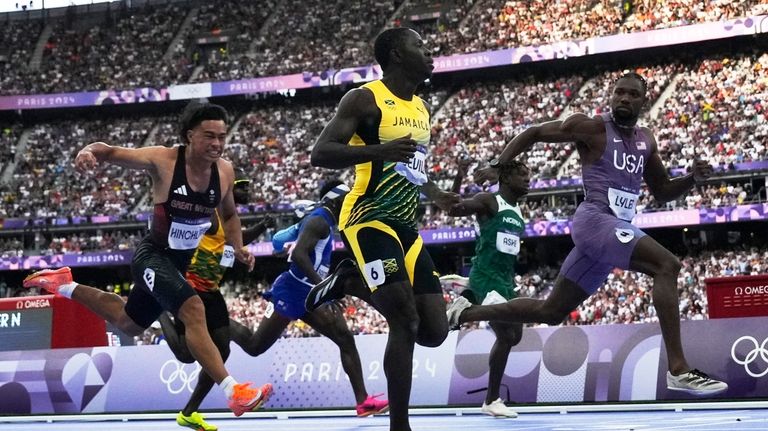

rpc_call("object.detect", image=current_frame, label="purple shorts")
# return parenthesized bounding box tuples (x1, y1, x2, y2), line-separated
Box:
(559, 203, 646, 294)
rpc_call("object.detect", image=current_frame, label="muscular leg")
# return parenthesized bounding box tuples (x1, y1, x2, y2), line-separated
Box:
(182, 325, 230, 416)
(176, 296, 228, 383)
(303, 304, 367, 404)
(485, 321, 522, 404)
(628, 235, 688, 375)
(158, 312, 194, 363)
(229, 313, 291, 357)
(369, 281, 420, 431)
(414, 293, 448, 347)
(70, 284, 145, 336)
(459, 275, 589, 326)
(340, 274, 447, 349)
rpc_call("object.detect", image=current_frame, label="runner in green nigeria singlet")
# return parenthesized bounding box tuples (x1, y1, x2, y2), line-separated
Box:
(468, 194, 526, 303)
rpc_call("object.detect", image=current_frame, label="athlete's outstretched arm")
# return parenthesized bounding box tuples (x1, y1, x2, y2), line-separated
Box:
(312, 88, 416, 169)
(422, 180, 460, 212)
(242, 216, 275, 245)
(497, 113, 600, 164)
(288, 216, 329, 285)
(446, 192, 493, 218)
(74, 142, 169, 173)
(643, 131, 711, 202)
(271, 222, 301, 253)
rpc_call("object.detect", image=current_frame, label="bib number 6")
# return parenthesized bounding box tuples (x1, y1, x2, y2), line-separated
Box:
(363, 259, 386, 288)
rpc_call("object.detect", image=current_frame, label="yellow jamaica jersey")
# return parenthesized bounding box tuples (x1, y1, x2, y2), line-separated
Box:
(340, 79, 431, 231)
(186, 210, 235, 292)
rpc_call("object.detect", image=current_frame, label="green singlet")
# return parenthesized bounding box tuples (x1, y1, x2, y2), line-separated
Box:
(467, 193, 525, 304)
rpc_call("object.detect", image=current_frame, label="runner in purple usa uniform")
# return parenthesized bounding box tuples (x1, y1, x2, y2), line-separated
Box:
(448, 72, 728, 396)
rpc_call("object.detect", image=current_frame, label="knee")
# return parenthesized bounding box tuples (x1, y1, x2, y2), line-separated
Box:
(333, 331, 357, 351)
(178, 297, 205, 324)
(118, 316, 145, 337)
(219, 347, 231, 362)
(416, 332, 446, 348)
(389, 314, 420, 342)
(657, 256, 682, 277)
(175, 349, 195, 364)
(494, 325, 523, 347)
(243, 342, 268, 357)
(507, 326, 523, 346)
(416, 321, 448, 347)
(249, 346, 267, 357)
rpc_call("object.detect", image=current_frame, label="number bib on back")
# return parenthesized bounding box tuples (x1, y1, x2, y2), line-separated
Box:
(608, 187, 639, 221)
(394, 145, 428, 185)
(168, 218, 212, 250)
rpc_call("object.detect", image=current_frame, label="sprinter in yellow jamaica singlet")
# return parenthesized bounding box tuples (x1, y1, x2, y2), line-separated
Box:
(310, 28, 460, 431)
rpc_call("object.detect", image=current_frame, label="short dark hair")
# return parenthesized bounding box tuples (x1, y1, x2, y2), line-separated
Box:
(498, 160, 528, 185)
(374, 27, 413, 70)
(318, 179, 345, 201)
(179, 102, 229, 143)
(617, 72, 648, 95)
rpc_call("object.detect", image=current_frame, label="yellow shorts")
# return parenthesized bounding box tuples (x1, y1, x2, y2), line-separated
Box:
(340, 220, 441, 295)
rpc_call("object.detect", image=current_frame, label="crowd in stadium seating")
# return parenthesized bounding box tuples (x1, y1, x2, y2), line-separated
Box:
(0, 58, 763, 228)
(0, 237, 23, 258)
(622, 0, 764, 32)
(651, 53, 768, 171)
(422, 0, 623, 55)
(637, 181, 758, 212)
(430, 75, 585, 191)
(0, 118, 153, 219)
(189, 0, 276, 82)
(6, 3, 189, 94)
(226, 102, 339, 207)
(0, 19, 43, 96)
(0, 125, 20, 168)
(195, 0, 398, 81)
(1, 0, 766, 96)
(0, 2, 765, 240)
(45, 230, 140, 255)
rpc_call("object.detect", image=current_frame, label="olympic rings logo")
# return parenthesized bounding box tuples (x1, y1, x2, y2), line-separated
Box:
(160, 360, 201, 394)
(731, 336, 768, 378)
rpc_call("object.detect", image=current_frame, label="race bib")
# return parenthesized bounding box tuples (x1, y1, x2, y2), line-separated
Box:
(608, 187, 639, 221)
(168, 218, 211, 250)
(220, 245, 235, 268)
(317, 264, 330, 278)
(363, 259, 386, 289)
(496, 231, 520, 255)
(394, 145, 428, 185)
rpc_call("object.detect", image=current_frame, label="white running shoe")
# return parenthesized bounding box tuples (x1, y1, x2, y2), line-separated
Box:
(481, 398, 518, 418)
(446, 296, 472, 330)
(666, 369, 728, 395)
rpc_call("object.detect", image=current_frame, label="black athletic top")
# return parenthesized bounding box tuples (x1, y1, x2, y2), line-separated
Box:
(149, 145, 221, 262)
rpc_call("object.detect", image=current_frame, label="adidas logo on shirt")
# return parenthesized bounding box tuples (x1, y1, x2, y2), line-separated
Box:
(173, 185, 188, 196)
